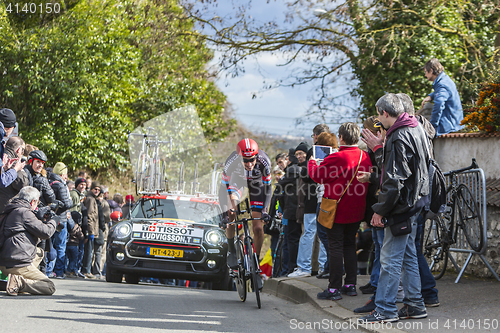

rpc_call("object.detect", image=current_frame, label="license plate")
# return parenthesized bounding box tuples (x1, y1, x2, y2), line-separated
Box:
(147, 248, 183, 258)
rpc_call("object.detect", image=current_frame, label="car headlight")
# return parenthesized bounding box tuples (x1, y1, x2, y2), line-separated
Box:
(205, 229, 226, 247)
(113, 222, 131, 239)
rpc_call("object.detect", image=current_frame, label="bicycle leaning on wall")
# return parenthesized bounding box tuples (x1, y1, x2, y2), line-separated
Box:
(423, 159, 484, 280)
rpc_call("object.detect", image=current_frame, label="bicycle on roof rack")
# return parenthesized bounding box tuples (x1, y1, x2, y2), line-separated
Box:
(423, 158, 483, 280)
(129, 128, 171, 195)
(223, 198, 263, 309)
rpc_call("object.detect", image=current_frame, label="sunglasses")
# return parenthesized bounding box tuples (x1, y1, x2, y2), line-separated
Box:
(243, 157, 256, 163)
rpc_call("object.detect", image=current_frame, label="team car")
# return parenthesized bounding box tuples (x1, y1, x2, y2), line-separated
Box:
(105, 193, 231, 290)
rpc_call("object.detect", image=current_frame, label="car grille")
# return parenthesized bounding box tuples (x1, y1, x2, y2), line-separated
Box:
(127, 240, 205, 262)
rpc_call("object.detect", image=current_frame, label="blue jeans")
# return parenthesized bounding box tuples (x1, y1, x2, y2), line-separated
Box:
(416, 213, 439, 302)
(316, 203, 329, 272)
(66, 245, 79, 273)
(369, 228, 385, 288)
(296, 213, 318, 272)
(375, 212, 425, 318)
(52, 222, 68, 276)
(77, 240, 85, 271)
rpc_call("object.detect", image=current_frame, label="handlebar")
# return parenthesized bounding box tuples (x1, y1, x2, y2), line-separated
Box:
(444, 158, 479, 177)
(225, 217, 262, 226)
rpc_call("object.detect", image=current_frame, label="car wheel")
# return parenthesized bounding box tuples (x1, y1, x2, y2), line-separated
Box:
(105, 264, 123, 283)
(124, 274, 140, 284)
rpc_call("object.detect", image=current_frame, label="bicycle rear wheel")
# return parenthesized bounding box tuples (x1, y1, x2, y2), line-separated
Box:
(246, 238, 261, 309)
(423, 217, 449, 280)
(455, 184, 483, 252)
(271, 238, 283, 278)
(234, 239, 246, 302)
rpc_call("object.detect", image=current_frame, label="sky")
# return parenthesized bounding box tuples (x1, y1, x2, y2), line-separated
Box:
(201, 0, 360, 138)
(212, 51, 359, 138)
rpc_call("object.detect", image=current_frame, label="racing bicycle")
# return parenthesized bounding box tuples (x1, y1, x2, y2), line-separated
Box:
(224, 199, 263, 309)
(423, 159, 483, 280)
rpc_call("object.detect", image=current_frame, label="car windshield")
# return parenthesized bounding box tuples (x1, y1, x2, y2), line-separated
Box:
(131, 198, 221, 225)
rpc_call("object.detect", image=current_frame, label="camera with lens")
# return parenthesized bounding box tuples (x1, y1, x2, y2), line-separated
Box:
(35, 203, 62, 230)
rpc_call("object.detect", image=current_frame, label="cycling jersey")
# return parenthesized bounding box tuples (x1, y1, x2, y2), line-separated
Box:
(219, 150, 272, 214)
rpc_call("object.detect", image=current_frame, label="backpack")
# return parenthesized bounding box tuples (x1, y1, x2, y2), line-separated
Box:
(428, 158, 447, 215)
(418, 124, 447, 216)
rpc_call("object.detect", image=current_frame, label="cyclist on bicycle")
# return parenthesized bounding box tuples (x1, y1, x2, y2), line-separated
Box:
(219, 139, 272, 270)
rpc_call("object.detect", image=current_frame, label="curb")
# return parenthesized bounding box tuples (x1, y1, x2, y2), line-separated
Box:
(263, 277, 407, 333)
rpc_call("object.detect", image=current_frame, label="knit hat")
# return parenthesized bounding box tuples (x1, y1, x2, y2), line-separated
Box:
(53, 162, 68, 176)
(0, 108, 16, 128)
(91, 181, 101, 191)
(295, 141, 310, 154)
(125, 194, 134, 202)
(75, 177, 86, 188)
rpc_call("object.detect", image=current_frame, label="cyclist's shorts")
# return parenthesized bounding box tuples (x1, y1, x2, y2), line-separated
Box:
(248, 180, 265, 213)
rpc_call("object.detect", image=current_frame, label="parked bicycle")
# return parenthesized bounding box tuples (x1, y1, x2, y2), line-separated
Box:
(271, 216, 285, 278)
(223, 199, 263, 309)
(423, 159, 483, 280)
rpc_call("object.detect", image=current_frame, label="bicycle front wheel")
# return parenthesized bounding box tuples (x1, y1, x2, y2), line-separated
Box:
(235, 239, 246, 302)
(455, 184, 483, 252)
(246, 238, 261, 309)
(423, 217, 448, 280)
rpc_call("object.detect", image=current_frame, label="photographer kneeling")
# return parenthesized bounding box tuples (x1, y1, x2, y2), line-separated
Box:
(0, 186, 58, 296)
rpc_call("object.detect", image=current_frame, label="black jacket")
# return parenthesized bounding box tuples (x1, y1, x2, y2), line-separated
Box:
(276, 154, 302, 220)
(372, 124, 430, 218)
(0, 198, 57, 268)
(25, 165, 56, 206)
(48, 172, 73, 216)
(298, 161, 318, 214)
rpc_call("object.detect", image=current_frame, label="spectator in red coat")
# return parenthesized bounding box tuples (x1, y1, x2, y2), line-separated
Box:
(308, 122, 372, 301)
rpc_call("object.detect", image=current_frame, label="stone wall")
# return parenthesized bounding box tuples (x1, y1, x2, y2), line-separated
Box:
(433, 133, 500, 279)
(433, 132, 500, 177)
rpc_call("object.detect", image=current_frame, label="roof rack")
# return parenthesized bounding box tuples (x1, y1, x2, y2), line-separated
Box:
(129, 128, 222, 198)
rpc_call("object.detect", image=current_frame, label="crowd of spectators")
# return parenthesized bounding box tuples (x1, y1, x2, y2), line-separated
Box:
(0, 108, 137, 295)
(265, 57, 462, 324)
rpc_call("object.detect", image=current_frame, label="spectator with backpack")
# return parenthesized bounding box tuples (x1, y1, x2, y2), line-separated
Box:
(398, 93, 441, 307)
(358, 93, 430, 324)
(358, 95, 441, 314)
